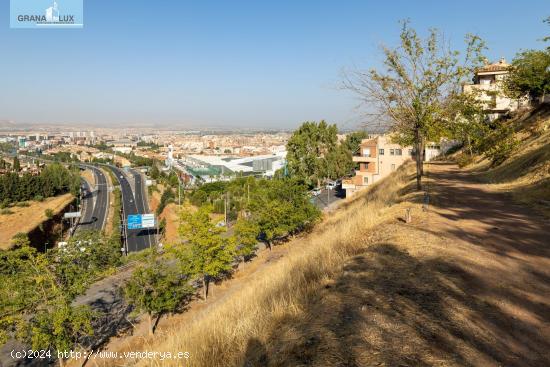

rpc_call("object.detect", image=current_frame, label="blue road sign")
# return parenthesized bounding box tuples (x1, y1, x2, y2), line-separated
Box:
(127, 214, 142, 230)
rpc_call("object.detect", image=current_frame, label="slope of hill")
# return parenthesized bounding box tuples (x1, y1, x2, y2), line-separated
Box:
(469, 104, 550, 216)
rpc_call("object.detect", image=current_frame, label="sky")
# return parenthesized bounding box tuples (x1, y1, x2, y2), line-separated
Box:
(0, 0, 548, 130)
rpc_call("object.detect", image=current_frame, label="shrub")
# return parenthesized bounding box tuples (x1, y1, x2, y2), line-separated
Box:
(44, 208, 54, 219)
(11, 232, 30, 247)
(485, 136, 519, 166)
(15, 201, 30, 207)
(156, 187, 175, 216)
(34, 195, 44, 202)
(1, 208, 13, 215)
(456, 153, 475, 168)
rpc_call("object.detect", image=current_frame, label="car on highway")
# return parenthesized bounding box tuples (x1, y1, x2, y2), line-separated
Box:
(310, 187, 322, 196)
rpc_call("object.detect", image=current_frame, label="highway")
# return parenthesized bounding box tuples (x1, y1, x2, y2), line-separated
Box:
(77, 166, 109, 232)
(15, 155, 110, 233)
(78, 178, 94, 230)
(107, 165, 155, 252)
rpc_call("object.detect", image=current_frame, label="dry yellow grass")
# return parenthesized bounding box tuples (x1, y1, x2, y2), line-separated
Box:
(0, 193, 74, 249)
(102, 167, 117, 236)
(467, 105, 550, 216)
(119, 164, 418, 367)
(81, 168, 95, 187)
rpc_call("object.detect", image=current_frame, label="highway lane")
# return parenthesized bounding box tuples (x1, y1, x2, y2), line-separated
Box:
(107, 165, 153, 253)
(130, 168, 154, 249)
(76, 166, 109, 232)
(77, 178, 95, 231)
(89, 166, 108, 231)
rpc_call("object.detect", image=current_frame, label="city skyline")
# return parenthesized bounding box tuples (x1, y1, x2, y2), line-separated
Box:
(1, 0, 549, 129)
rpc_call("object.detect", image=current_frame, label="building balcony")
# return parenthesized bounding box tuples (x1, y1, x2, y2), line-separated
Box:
(352, 155, 376, 163)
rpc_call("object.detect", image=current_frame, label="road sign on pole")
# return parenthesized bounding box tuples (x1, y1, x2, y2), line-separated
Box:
(141, 214, 155, 229)
(127, 214, 155, 229)
(63, 212, 82, 219)
(127, 214, 142, 229)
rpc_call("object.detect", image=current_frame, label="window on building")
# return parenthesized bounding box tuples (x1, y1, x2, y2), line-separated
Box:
(362, 148, 371, 157)
(391, 164, 396, 171)
(363, 176, 368, 184)
(390, 149, 395, 156)
(395, 149, 402, 156)
(379, 148, 384, 155)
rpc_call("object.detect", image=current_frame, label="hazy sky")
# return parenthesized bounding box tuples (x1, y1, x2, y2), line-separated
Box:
(1, 0, 548, 129)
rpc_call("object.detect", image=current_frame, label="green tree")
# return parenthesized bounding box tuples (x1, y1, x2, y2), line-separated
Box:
(156, 187, 174, 216)
(53, 230, 122, 298)
(233, 218, 259, 262)
(505, 49, 550, 102)
(176, 205, 235, 299)
(149, 163, 161, 180)
(286, 120, 339, 187)
(124, 259, 192, 335)
(344, 20, 485, 190)
(13, 156, 20, 172)
(339, 130, 369, 173)
(248, 179, 320, 249)
(0, 244, 93, 366)
(29, 301, 93, 366)
(543, 16, 550, 43)
(445, 92, 489, 156)
(343, 131, 368, 155)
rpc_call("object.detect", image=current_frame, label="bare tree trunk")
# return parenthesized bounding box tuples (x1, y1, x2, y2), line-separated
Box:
(467, 135, 473, 156)
(420, 135, 425, 176)
(202, 276, 208, 300)
(414, 129, 423, 191)
(148, 313, 154, 336)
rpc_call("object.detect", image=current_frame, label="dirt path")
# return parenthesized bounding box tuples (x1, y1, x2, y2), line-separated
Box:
(274, 161, 550, 367)
(418, 161, 550, 365)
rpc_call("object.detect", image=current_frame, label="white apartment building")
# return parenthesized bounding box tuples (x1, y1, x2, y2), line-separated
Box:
(463, 58, 528, 120)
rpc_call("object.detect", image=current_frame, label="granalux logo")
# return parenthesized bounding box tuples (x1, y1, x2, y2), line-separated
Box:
(10, 0, 83, 29)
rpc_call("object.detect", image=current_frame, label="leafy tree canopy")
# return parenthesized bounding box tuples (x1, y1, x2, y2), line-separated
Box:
(505, 49, 550, 101)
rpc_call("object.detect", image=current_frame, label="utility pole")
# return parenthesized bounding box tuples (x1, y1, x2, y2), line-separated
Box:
(224, 192, 228, 227)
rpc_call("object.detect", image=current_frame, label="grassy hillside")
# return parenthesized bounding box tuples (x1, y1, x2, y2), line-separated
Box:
(0, 193, 74, 250)
(468, 104, 550, 216)
(116, 163, 422, 367)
